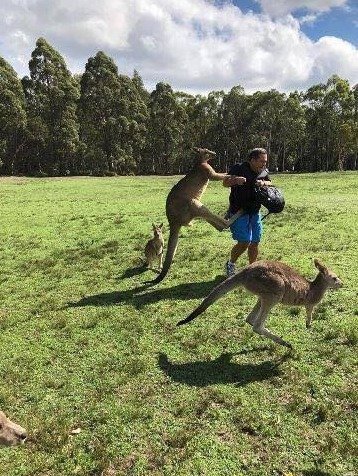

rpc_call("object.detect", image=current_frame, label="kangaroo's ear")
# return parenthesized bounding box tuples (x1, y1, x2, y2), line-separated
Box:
(159, 223, 164, 228)
(314, 258, 327, 273)
(152, 223, 156, 228)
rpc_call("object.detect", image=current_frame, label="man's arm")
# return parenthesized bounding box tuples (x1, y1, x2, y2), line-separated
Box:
(223, 175, 247, 187)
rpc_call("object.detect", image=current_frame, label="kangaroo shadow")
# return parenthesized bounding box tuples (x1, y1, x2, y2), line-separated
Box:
(158, 352, 282, 387)
(119, 265, 148, 279)
(67, 276, 223, 310)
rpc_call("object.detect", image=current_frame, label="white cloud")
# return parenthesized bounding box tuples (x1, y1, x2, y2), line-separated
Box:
(313, 36, 358, 80)
(299, 13, 320, 24)
(256, 0, 348, 17)
(0, 0, 357, 94)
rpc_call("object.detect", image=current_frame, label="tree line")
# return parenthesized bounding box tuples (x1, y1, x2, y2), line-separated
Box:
(1, 38, 357, 176)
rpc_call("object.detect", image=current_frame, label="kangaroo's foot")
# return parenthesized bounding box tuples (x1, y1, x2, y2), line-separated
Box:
(226, 210, 243, 227)
(253, 324, 292, 348)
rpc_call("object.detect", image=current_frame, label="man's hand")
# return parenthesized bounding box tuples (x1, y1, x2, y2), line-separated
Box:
(256, 179, 268, 187)
(223, 175, 246, 187)
(234, 176, 246, 185)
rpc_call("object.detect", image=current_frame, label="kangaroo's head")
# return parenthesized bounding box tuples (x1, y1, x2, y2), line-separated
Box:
(192, 147, 216, 163)
(152, 223, 164, 238)
(0, 411, 27, 446)
(314, 259, 343, 290)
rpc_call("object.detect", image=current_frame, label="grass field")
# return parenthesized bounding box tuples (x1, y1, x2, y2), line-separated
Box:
(0, 172, 357, 476)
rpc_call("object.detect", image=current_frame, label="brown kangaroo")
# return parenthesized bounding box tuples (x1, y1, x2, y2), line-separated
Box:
(148, 147, 241, 284)
(177, 259, 342, 348)
(144, 223, 164, 271)
(0, 411, 27, 446)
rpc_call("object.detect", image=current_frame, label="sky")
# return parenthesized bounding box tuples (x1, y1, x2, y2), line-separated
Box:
(0, 0, 357, 94)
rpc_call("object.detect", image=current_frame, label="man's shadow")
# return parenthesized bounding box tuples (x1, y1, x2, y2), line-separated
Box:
(67, 276, 224, 310)
(158, 350, 284, 387)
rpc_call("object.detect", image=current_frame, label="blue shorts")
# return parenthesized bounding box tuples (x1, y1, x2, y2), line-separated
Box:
(230, 212, 263, 243)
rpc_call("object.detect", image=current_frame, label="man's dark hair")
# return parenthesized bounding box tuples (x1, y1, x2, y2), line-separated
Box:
(249, 148, 267, 160)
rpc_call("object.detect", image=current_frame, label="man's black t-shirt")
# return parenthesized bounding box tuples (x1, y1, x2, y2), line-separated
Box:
(228, 162, 270, 214)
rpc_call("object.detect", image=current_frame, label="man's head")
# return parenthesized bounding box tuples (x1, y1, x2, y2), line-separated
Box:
(248, 148, 268, 173)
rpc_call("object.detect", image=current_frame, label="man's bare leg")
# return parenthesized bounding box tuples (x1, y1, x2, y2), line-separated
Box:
(231, 242, 249, 263)
(248, 242, 259, 263)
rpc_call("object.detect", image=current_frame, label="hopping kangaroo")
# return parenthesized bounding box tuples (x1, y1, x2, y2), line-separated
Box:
(0, 411, 27, 446)
(148, 147, 240, 284)
(144, 223, 164, 271)
(177, 259, 342, 348)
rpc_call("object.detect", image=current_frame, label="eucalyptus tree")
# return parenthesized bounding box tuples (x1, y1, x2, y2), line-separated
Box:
(178, 90, 224, 171)
(79, 52, 148, 175)
(146, 82, 187, 174)
(304, 75, 355, 171)
(350, 84, 358, 169)
(0, 57, 26, 175)
(22, 38, 80, 175)
(277, 92, 306, 171)
(216, 86, 248, 169)
(132, 70, 150, 104)
(245, 90, 286, 169)
(324, 75, 356, 170)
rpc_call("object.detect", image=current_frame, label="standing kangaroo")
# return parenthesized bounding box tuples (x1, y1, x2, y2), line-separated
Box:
(148, 148, 240, 284)
(177, 259, 342, 348)
(144, 223, 164, 272)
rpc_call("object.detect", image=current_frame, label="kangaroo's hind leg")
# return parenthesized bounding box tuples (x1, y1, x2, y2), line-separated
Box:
(246, 299, 261, 327)
(191, 200, 231, 231)
(252, 297, 292, 348)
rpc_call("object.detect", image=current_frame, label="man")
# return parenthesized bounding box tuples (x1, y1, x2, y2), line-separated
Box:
(223, 148, 271, 276)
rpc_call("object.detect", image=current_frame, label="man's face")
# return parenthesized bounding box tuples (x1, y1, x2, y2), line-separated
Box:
(250, 153, 267, 173)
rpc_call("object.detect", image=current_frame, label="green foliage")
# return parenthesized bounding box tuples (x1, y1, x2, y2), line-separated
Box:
(78, 52, 148, 175)
(145, 82, 187, 174)
(21, 38, 80, 175)
(0, 56, 26, 174)
(0, 38, 357, 176)
(0, 172, 357, 475)
(304, 75, 356, 171)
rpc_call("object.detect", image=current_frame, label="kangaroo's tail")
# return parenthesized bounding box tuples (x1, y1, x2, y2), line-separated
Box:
(146, 225, 180, 284)
(177, 272, 244, 326)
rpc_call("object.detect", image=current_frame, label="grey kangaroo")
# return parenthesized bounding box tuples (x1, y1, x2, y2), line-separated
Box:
(144, 223, 164, 271)
(148, 147, 241, 284)
(0, 411, 27, 446)
(177, 259, 342, 348)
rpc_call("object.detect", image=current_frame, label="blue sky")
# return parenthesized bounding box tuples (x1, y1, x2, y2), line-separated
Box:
(231, 0, 357, 44)
(0, 0, 357, 94)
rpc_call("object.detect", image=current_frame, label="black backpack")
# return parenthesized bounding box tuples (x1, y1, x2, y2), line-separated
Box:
(254, 185, 285, 219)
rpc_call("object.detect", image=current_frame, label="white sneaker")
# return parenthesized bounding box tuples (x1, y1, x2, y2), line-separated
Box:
(225, 261, 236, 277)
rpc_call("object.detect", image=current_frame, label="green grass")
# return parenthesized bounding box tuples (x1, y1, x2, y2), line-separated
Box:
(0, 172, 357, 476)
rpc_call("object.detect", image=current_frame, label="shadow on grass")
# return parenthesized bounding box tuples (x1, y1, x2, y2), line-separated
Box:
(67, 276, 223, 310)
(119, 265, 148, 279)
(158, 351, 282, 387)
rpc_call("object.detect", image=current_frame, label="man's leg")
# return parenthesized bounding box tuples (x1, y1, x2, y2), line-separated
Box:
(248, 212, 263, 263)
(225, 214, 250, 276)
(248, 242, 259, 263)
(231, 242, 249, 262)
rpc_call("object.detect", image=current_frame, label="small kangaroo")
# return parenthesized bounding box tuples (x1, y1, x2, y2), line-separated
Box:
(144, 223, 164, 271)
(177, 259, 342, 348)
(0, 411, 27, 446)
(148, 147, 241, 284)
